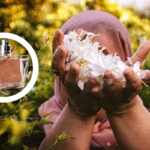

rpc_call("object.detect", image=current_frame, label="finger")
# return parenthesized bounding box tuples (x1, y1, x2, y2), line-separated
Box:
(84, 78, 102, 96)
(52, 30, 64, 52)
(103, 70, 124, 92)
(52, 45, 68, 76)
(124, 67, 142, 93)
(131, 41, 150, 64)
(141, 70, 150, 85)
(64, 63, 80, 94)
(65, 62, 80, 84)
(103, 70, 115, 89)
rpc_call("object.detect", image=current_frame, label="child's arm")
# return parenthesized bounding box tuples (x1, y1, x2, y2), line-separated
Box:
(107, 96, 150, 150)
(39, 104, 96, 150)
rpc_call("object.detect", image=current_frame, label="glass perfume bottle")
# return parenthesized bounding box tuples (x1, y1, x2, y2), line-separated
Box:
(0, 39, 29, 89)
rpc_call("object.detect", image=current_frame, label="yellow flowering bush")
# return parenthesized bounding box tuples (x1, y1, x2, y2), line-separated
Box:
(0, 0, 149, 149)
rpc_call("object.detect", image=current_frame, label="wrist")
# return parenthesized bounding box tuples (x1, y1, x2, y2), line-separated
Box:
(67, 102, 97, 121)
(67, 94, 101, 120)
(105, 95, 143, 117)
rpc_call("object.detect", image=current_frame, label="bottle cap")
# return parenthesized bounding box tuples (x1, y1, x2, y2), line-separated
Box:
(0, 39, 11, 57)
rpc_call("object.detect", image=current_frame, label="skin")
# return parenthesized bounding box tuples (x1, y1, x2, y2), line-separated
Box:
(39, 30, 150, 150)
(108, 95, 150, 150)
(39, 104, 96, 150)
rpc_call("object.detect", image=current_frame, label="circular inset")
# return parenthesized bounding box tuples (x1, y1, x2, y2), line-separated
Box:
(0, 32, 39, 103)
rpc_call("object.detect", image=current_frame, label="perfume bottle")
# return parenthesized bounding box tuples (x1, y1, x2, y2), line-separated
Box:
(0, 39, 29, 89)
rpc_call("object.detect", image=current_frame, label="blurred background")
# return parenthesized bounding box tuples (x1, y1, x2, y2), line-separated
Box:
(0, 0, 150, 149)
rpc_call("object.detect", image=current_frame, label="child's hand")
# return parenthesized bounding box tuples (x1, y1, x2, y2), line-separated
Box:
(102, 40, 150, 114)
(63, 62, 102, 118)
(52, 30, 150, 117)
(52, 45, 144, 118)
(101, 68, 143, 114)
(52, 43, 141, 118)
(53, 50, 102, 117)
(52, 31, 102, 117)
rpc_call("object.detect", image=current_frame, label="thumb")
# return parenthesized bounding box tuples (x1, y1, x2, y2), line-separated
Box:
(52, 30, 64, 52)
(131, 41, 150, 64)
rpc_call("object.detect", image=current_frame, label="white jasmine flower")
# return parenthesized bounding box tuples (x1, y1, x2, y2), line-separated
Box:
(63, 30, 142, 90)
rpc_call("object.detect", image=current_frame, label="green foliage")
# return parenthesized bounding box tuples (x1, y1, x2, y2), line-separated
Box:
(49, 132, 72, 150)
(0, 0, 149, 149)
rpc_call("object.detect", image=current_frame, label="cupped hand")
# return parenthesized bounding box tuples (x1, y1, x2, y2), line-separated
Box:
(101, 68, 143, 114)
(52, 30, 150, 117)
(64, 62, 102, 118)
(101, 40, 150, 113)
(52, 30, 103, 117)
(53, 45, 144, 117)
(54, 48, 102, 117)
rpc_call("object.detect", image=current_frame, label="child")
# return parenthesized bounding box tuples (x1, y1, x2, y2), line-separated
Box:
(39, 10, 150, 150)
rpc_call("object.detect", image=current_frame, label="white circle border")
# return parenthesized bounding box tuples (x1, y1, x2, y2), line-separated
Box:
(0, 33, 39, 103)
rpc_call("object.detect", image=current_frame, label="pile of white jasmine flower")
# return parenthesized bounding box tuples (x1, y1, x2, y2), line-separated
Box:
(63, 30, 141, 90)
